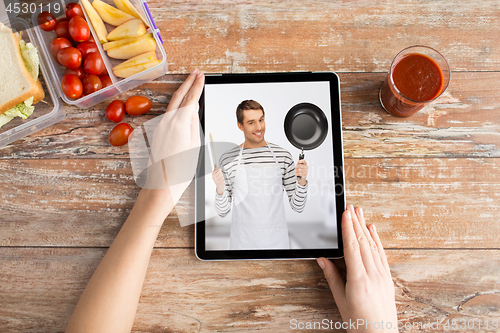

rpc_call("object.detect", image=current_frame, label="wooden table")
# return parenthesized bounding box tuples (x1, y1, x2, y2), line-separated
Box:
(1, 1, 500, 332)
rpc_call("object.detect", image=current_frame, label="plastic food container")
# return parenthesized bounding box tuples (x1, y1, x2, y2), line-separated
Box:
(0, 0, 167, 148)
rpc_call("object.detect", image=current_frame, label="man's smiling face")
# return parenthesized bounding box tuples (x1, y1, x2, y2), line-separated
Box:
(238, 109, 266, 145)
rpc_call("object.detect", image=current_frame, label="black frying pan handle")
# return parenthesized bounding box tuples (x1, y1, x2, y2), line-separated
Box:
(297, 149, 304, 180)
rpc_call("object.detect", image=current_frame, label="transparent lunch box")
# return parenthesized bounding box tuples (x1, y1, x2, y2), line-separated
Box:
(0, 0, 167, 148)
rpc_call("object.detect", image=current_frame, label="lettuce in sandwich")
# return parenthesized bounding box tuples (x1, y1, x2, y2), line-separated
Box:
(0, 38, 42, 129)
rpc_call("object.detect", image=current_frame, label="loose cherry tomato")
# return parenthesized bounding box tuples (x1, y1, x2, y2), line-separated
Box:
(65, 3, 85, 20)
(105, 100, 126, 123)
(38, 12, 57, 31)
(50, 37, 72, 60)
(69, 16, 90, 43)
(99, 75, 113, 88)
(61, 74, 83, 99)
(64, 66, 85, 80)
(82, 74, 102, 95)
(109, 123, 133, 146)
(76, 41, 98, 59)
(83, 52, 104, 75)
(125, 96, 152, 116)
(57, 47, 82, 69)
(55, 20, 71, 40)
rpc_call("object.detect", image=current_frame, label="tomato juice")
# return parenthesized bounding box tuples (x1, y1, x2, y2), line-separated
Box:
(379, 46, 450, 117)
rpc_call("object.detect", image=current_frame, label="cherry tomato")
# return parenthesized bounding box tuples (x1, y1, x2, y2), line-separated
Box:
(83, 52, 104, 75)
(64, 67, 85, 80)
(50, 37, 72, 60)
(65, 3, 84, 20)
(82, 74, 102, 95)
(100, 66, 108, 76)
(38, 12, 57, 31)
(109, 123, 133, 146)
(57, 47, 82, 69)
(87, 34, 95, 43)
(69, 16, 90, 43)
(125, 96, 152, 116)
(76, 41, 98, 59)
(105, 100, 126, 123)
(57, 17, 69, 24)
(61, 74, 83, 99)
(55, 20, 71, 40)
(99, 75, 113, 88)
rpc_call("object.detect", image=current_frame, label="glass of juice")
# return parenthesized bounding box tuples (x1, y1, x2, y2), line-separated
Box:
(379, 46, 450, 117)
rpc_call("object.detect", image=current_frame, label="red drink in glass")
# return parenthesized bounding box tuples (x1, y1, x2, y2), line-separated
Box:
(379, 46, 450, 117)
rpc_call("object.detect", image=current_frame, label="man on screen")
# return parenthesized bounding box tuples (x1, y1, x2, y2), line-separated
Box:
(211, 100, 309, 250)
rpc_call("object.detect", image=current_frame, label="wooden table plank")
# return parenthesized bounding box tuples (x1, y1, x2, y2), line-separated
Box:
(1, 72, 499, 159)
(1, 248, 499, 332)
(1, 157, 499, 249)
(0, 158, 191, 248)
(147, 0, 500, 73)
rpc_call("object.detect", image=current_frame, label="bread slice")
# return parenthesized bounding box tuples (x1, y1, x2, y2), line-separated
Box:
(31, 78, 45, 104)
(0, 23, 45, 114)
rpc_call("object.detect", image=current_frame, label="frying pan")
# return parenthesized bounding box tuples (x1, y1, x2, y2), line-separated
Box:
(284, 102, 328, 179)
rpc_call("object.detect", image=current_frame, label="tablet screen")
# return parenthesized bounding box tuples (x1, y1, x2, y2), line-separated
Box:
(196, 73, 344, 259)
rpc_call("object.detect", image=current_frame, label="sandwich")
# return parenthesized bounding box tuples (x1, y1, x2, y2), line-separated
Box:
(0, 22, 44, 129)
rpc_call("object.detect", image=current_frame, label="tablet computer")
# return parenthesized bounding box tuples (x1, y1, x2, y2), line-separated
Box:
(195, 72, 345, 260)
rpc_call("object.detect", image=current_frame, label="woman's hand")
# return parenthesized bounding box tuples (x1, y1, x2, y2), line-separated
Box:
(66, 70, 206, 333)
(317, 205, 398, 333)
(140, 69, 205, 206)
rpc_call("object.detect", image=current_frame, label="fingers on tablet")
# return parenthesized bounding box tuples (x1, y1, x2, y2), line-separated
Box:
(348, 204, 378, 276)
(168, 69, 204, 112)
(181, 72, 205, 108)
(341, 207, 366, 278)
(369, 223, 391, 277)
(354, 206, 387, 276)
(168, 69, 199, 111)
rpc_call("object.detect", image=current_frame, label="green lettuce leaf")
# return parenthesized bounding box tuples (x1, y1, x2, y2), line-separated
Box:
(0, 97, 35, 129)
(19, 40, 40, 80)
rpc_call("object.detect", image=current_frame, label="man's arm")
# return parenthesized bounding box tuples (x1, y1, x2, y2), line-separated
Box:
(283, 157, 308, 213)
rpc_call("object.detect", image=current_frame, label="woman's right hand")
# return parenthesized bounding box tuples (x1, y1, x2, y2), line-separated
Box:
(212, 168, 225, 195)
(317, 205, 398, 333)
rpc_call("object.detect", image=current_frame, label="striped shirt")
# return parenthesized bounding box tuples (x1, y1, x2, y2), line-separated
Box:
(215, 142, 308, 217)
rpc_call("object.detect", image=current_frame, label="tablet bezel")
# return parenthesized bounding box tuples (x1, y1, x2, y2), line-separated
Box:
(195, 72, 345, 260)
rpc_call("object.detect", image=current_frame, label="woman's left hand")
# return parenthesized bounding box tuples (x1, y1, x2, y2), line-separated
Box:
(134, 69, 205, 207)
